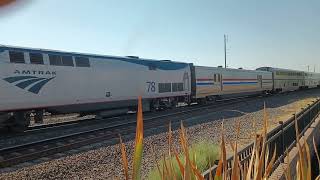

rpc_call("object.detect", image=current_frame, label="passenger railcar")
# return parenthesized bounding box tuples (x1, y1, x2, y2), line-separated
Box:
(305, 72, 320, 88)
(256, 67, 320, 92)
(0, 45, 191, 131)
(192, 66, 273, 102)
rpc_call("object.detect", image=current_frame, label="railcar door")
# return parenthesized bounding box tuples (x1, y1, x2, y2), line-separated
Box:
(210, 73, 222, 93)
(213, 73, 223, 92)
(257, 75, 262, 88)
(219, 74, 223, 91)
(212, 73, 221, 93)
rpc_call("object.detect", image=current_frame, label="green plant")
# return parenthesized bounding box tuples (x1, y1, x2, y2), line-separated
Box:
(149, 122, 208, 180)
(148, 140, 219, 180)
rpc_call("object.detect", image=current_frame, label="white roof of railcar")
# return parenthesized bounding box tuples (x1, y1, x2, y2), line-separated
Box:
(257, 67, 306, 72)
(195, 65, 271, 74)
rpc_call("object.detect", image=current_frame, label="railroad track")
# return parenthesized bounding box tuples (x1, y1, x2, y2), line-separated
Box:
(24, 87, 305, 134)
(0, 94, 262, 142)
(2, 88, 314, 169)
(0, 94, 268, 168)
(26, 96, 250, 131)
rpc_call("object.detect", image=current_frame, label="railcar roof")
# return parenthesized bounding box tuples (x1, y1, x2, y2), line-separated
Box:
(195, 65, 271, 74)
(0, 44, 188, 65)
(257, 66, 306, 72)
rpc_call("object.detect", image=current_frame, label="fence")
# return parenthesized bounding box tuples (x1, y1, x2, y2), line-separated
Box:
(202, 98, 320, 179)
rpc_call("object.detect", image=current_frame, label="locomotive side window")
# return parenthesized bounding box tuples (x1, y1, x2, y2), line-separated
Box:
(62, 56, 74, 66)
(9, 51, 25, 63)
(75, 57, 90, 67)
(172, 83, 184, 92)
(29, 53, 44, 64)
(158, 83, 171, 93)
(49, 54, 62, 66)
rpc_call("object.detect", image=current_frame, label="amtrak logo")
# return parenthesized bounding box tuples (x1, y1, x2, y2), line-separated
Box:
(3, 76, 55, 94)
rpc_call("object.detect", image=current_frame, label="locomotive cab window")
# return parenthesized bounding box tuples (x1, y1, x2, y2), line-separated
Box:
(75, 57, 90, 67)
(9, 51, 25, 63)
(29, 53, 44, 64)
(49, 54, 62, 66)
(62, 56, 74, 66)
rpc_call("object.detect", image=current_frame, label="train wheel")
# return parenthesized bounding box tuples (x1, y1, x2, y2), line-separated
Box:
(150, 99, 160, 111)
(34, 110, 44, 124)
(197, 98, 207, 105)
(171, 100, 177, 109)
(8, 112, 30, 133)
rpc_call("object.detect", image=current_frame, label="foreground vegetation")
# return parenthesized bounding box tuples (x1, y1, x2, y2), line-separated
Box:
(148, 140, 219, 179)
(115, 97, 320, 179)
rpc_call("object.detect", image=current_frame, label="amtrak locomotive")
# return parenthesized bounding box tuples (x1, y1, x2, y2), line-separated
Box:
(0, 45, 319, 132)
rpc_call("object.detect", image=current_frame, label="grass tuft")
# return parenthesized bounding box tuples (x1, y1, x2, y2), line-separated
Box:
(148, 140, 219, 180)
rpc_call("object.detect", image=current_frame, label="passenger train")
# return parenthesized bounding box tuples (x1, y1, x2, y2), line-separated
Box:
(0, 45, 319, 132)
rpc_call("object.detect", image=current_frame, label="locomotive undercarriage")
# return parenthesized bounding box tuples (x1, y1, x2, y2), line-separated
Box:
(150, 96, 188, 111)
(0, 110, 44, 133)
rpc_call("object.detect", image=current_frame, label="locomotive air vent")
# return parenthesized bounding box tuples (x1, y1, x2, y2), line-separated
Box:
(218, 66, 223, 68)
(238, 67, 243, 69)
(126, 56, 139, 59)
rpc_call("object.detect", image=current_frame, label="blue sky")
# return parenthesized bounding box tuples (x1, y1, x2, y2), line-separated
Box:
(0, 0, 319, 71)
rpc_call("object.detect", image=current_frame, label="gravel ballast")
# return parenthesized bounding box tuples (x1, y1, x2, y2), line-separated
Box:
(0, 89, 320, 180)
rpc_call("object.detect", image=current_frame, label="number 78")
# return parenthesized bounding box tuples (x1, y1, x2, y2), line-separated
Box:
(146, 82, 156, 92)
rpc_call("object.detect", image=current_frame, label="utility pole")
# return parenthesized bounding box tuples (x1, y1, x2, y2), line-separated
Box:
(224, 34, 227, 68)
(314, 65, 316, 72)
(308, 65, 310, 72)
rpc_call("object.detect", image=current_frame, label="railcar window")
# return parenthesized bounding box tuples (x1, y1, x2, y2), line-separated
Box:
(218, 74, 221, 82)
(172, 83, 184, 92)
(9, 51, 25, 63)
(257, 75, 262, 80)
(75, 57, 90, 67)
(62, 56, 74, 66)
(214, 74, 217, 82)
(158, 83, 171, 93)
(178, 83, 183, 91)
(29, 53, 44, 64)
(49, 54, 62, 66)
